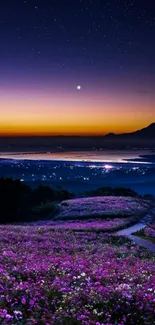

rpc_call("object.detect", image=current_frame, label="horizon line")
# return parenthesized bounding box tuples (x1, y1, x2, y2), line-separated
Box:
(0, 122, 154, 138)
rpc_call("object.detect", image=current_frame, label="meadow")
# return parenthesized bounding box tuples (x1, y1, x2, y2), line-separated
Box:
(0, 188, 154, 325)
(144, 221, 155, 239)
(134, 221, 155, 242)
(56, 196, 151, 220)
(0, 223, 155, 325)
(33, 217, 137, 232)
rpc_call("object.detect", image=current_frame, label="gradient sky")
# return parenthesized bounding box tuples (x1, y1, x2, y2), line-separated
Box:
(0, 0, 155, 136)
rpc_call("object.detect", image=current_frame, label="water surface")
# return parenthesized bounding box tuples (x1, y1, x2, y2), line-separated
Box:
(0, 150, 153, 164)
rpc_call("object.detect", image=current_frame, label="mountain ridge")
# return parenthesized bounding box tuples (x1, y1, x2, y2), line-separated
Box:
(104, 123, 155, 138)
(0, 123, 155, 150)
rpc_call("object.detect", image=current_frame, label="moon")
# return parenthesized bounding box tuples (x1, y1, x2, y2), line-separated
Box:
(77, 85, 82, 90)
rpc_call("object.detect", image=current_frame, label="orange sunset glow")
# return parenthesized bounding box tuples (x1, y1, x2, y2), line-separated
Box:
(0, 89, 155, 136)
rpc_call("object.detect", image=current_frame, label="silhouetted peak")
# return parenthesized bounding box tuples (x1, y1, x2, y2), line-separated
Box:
(104, 132, 116, 137)
(134, 123, 155, 136)
(147, 123, 155, 129)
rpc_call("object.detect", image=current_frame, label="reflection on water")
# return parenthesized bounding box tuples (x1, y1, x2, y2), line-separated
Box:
(0, 150, 155, 195)
(0, 150, 153, 163)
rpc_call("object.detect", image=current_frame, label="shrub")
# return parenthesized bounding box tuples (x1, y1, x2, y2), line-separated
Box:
(29, 202, 58, 220)
(84, 186, 140, 198)
(0, 178, 73, 224)
(0, 178, 32, 223)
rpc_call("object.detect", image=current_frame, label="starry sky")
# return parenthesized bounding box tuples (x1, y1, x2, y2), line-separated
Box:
(0, 0, 155, 136)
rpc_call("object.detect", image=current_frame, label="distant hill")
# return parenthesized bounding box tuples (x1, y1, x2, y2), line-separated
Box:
(102, 123, 155, 147)
(104, 123, 155, 139)
(0, 123, 155, 150)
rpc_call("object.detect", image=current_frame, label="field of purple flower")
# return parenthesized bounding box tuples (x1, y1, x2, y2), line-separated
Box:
(0, 224, 155, 325)
(144, 222, 155, 239)
(31, 217, 137, 232)
(57, 196, 151, 220)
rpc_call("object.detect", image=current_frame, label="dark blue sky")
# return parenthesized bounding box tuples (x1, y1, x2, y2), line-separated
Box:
(0, 0, 155, 135)
(1, 1, 155, 71)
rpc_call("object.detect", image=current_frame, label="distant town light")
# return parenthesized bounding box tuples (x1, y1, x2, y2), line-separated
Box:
(104, 164, 113, 169)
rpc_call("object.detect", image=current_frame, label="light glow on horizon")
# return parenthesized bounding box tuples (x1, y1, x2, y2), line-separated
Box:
(0, 0, 155, 138)
(0, 84, 155, 136)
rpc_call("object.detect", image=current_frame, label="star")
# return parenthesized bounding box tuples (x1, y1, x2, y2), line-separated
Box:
(77, 85, 82, 90)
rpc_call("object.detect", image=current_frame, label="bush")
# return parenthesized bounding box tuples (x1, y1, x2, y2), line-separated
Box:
(0, 178, 32, 223)
(31, 185, 74, 205)
(29, 202, 58, 220)
(143, 193, 154, 200)
(84, 186, 140, 198)
(0, 178, 73, 224)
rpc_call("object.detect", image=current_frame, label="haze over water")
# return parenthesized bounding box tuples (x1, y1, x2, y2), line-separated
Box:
(0, 150, 153, 164)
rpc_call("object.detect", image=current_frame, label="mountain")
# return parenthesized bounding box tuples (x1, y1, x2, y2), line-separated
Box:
(104, 123, 155, 139)
(0, 123, 155, 151)
(104, 132, 116, 138)
(102, 123, 155, 147)
(129, 123, 155, 138)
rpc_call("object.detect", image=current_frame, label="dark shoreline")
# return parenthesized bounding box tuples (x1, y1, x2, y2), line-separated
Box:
(1, 152, 155, 196)
(123, 155, 155, 163)
(0, 157, 153, 168)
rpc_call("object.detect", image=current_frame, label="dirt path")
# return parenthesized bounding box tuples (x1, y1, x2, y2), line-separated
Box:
(117, 210, 155, 253)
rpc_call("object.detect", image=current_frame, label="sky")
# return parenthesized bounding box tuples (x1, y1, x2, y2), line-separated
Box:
(0, 0, 155, 136)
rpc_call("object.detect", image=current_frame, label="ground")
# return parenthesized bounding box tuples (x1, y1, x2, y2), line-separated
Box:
(133, 221, 155, 244)
(0, 196, 154, 325)
(56, 196, 151, 220)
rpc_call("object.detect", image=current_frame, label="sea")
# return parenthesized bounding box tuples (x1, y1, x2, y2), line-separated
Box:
(0, 149, 154, 163)
(0, 150, 155, 195)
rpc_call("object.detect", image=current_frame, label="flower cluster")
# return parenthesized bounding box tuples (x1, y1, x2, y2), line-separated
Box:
(57, 196, 150, 219)
(144, 220, 155, 238)
(0, 223, 154, 324)
(31, 217, 137, 232)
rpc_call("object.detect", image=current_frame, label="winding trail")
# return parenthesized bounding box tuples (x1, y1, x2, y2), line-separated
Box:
(117, 208, 155, 253)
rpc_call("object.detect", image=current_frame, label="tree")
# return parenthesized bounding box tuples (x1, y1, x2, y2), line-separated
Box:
(0, 178, 32, 223)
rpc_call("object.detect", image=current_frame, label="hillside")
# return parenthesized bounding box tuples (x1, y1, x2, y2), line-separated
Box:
(105, 123, 155, 139)
(56, 196, 151, 220)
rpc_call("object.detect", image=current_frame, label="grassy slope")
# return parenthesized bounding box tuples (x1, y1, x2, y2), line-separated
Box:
(55, 196, 151, 220)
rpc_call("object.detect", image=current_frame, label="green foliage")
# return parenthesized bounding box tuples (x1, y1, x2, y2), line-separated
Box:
(31, 185, 74, 205)
(132, 228, 146, 237)
(0, 178, 73, 224)
(84, 186, 140, 198)
(30, 202, 58, 220)
(143, 193, 154, 200)
(0, 178, 32, 223)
